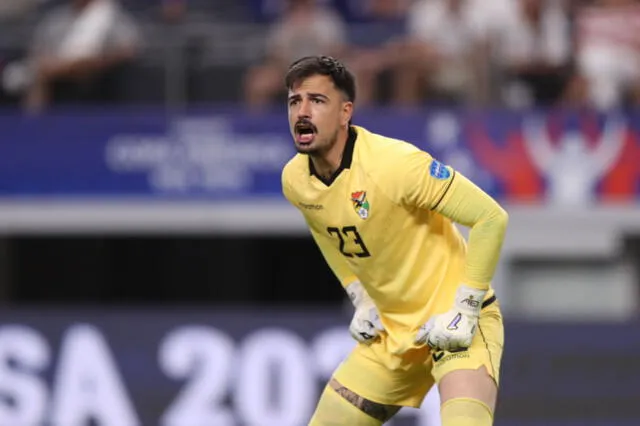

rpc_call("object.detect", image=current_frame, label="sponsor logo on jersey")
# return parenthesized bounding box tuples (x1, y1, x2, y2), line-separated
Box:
(432, 351, 445, 362)
(429, 159, 451, 180)
(350, 191, 370, 219)
(298, 202, 324, 210)
(432, 349, 470, 363)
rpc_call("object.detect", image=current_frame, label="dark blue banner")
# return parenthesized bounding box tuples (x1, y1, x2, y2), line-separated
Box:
(0, 108, 639, 204)
(0, 308, 638, 426)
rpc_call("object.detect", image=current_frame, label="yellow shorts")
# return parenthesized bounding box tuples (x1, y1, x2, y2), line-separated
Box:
(332, 298, 504, 408)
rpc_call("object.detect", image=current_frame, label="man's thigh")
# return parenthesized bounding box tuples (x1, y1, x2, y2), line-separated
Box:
(431, 299, 505, 409)
(332, 343, 434, 409)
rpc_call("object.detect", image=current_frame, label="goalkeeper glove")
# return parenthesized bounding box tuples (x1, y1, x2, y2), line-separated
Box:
(415, 285, 486, 352)
(346, 281, 384, 344)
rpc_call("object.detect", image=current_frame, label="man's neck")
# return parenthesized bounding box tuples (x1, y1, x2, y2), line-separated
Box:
(312, 156, 341, 180)
(311, 130, 348, 179)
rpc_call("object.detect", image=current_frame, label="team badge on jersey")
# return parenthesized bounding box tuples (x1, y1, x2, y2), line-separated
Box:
(430, 159, 451, 180)
(350, 191, 370, 219)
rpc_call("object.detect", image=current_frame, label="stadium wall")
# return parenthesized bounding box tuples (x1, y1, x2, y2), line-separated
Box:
(0, 307, 638, 426)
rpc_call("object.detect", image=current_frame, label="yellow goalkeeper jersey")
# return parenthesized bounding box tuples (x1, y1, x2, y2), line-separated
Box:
(282, 125, 506, 363)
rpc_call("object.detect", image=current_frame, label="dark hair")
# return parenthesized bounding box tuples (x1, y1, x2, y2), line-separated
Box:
(285, 56, 356, 103)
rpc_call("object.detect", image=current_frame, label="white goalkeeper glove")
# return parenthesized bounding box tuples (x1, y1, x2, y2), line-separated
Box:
(346, 281, 384, 344)
(415, 285, 486, 352)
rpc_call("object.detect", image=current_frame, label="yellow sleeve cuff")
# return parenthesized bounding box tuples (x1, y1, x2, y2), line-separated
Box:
(461, 280, 491, 292)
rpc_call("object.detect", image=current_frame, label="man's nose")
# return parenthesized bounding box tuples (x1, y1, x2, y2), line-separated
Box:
(297, 99, 312, 119)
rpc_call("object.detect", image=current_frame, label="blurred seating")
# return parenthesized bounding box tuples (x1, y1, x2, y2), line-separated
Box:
(241, 0, 349, 109)
(0, 0, 637, 112)
(487, 0, 574, 108)
(567, 0, 640, 109)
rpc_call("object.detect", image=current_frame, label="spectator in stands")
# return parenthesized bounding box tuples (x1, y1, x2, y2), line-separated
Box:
(243, 0, 347, 109)
(395, 0, 489, 106)
(0, 0, 39, 21)
(487, 0, 572, 108)
(161, 0, 187, 24)
(338, 0, 411, 106)
(24, 0, 141, 113)
(565, 0, 640, 109)
(0, 0, 41, 105)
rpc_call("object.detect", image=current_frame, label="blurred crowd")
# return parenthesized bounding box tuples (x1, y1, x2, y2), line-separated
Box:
(1, 0, 640, 113)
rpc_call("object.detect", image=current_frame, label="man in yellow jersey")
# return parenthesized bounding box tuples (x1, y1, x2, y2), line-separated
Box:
(281, 56, 508, 426)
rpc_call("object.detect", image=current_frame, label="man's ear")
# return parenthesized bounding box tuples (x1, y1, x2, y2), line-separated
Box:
(341, 101, 353, 127)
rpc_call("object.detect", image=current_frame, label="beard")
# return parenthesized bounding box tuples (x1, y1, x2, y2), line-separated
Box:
(296, 127, 339, 157)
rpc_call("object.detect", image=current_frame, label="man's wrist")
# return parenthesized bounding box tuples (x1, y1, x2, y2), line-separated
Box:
(454, 285, 487, 317)
(346, 281, 369, 307)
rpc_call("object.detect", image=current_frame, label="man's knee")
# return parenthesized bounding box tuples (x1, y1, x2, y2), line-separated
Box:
(438, 366, 498, 412)
(441, 397, 493, 426)
(438, 366, 497, 426)
(309, 379, 400, 426)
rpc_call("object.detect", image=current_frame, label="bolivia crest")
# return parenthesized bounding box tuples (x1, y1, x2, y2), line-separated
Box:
(350, 191, 370, 219)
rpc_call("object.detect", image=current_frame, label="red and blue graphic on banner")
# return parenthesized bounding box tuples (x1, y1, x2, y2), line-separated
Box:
(461, 110, 640, 204)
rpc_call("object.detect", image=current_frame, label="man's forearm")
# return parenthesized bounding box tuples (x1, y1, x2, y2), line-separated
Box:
(434, 173, 509, 290)
(39, 48, 137, 80)
(67, 48, 136, 75)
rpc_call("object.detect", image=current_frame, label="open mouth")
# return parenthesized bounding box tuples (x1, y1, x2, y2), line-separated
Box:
(295, 122, 316, 144)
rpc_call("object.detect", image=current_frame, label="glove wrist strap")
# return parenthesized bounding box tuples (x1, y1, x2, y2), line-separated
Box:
(454, 285, 487, 317)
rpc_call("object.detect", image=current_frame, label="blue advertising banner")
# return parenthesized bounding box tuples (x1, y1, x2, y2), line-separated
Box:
(0, 307, 638, 426)
(0, 108, 638, 205)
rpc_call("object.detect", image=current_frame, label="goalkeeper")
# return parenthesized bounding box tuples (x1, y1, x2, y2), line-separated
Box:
(282, 56, 508, 426)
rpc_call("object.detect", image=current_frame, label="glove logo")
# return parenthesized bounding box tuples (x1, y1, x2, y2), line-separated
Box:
(461, 296, 481, 309)
(350, 191, 370, 220)
(359, 332, 374, 340)
(446, 313, 462, 330)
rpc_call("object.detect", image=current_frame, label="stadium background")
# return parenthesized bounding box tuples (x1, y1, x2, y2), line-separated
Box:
(0, 0, 639, 425)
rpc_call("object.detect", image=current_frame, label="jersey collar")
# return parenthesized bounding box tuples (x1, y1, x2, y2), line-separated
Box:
(308, 126, 357, 186)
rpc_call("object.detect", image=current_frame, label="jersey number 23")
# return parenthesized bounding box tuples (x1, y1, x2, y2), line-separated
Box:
(327, 226, 371, 258)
